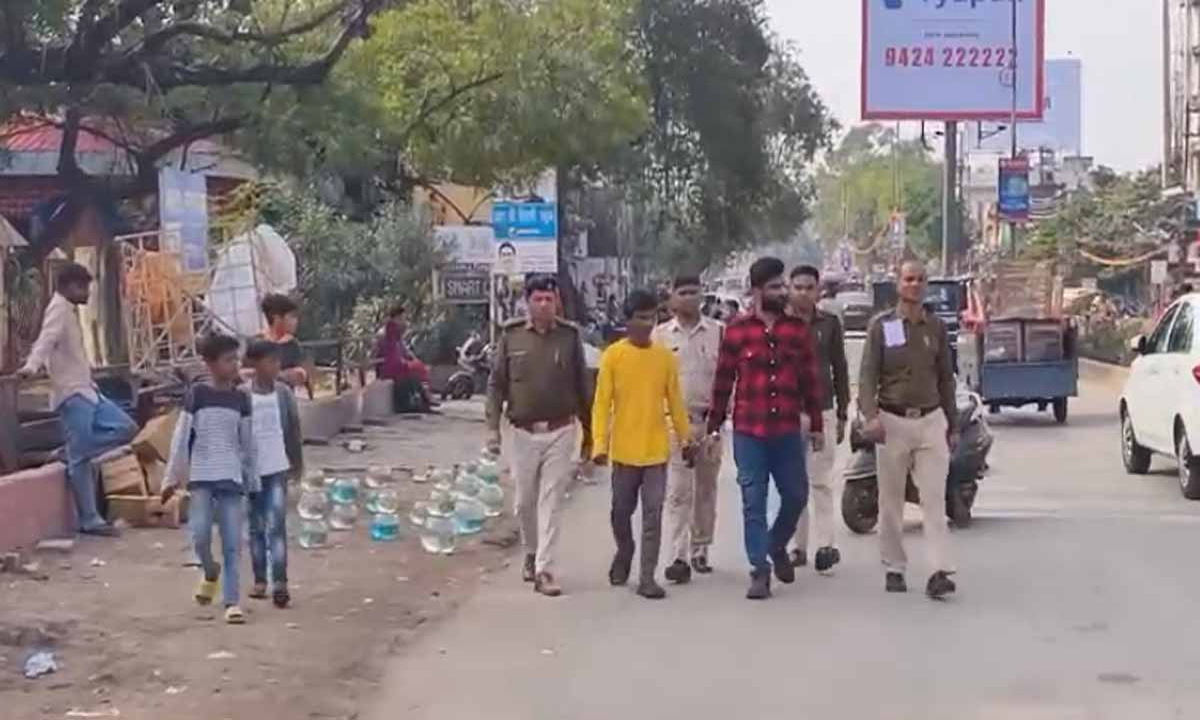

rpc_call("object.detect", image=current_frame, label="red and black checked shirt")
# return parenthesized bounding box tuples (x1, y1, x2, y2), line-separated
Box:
(707, 313, 824, 438)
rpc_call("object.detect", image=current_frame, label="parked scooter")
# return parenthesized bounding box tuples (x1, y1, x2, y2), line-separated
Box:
(443, 334, 493, 401)
(841, 385, 993, 534)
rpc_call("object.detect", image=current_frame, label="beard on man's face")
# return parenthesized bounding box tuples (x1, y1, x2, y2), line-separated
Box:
(759, 294, 787, 313)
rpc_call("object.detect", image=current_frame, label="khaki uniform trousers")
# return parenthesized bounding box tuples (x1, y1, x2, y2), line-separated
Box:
(666, 419, 722, 562)
(794, 409, 838, 552)
(507, 422, 577, 576)
(877, 410, 954, 573)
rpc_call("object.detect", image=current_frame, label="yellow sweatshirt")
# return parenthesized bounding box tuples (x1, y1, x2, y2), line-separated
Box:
(592, 339, 690, 467)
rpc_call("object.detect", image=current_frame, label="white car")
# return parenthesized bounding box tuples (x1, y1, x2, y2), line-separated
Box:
(1120, 295, 1200, 498)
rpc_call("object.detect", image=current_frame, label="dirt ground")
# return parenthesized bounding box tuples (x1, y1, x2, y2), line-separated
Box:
(0, 402, 531, 720)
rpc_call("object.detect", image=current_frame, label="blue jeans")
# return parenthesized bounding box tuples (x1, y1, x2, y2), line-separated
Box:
(732, 432, 809, 572)
(189, 484, 244, 607)
(59, 393, 138, 530)
(249, 472, 289, 586)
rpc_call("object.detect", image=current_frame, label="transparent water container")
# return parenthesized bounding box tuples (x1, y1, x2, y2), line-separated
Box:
(409, 500, 429, 528)
(298, 518, 329, 548)
(476, 455, 500, 484)
(420, 506, 457, 554)
(477, 481, 504, 518)
(327, 476, 361, 505)
(329, 500, 360, 531)
(298, 489, 330, 520)
(454, 495, 487, 535)
(369, 512, 402, 542)
(454, 467, 481, 498)
(301, 470, 326, 492)
(365, 465, 393, 490)
(372, 488, 400, 515)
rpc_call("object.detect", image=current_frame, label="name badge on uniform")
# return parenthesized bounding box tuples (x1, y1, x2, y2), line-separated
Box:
(882, 319, 906, 348)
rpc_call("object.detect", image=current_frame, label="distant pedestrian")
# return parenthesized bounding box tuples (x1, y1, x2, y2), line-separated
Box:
(788, 265, 850, 573)
(162, 334, 258, 624)
(17, 262, 136, 537)
(376, 304, 439, 413)
(593, 289, 692, 600)
(707, 257, 825, 600)
(259, 294, 308, 391)
(652, 275, 724, 581)
(486, 275, 593, 597)
(858, 259, 958, 600)
(243, 340, 304, 610)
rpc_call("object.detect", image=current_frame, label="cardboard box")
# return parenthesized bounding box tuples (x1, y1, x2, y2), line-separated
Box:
(100, 452, 147, 497)
(106, 493, 185, 529)
(131, 410, 180, 464)
(140, 458, 165, 496)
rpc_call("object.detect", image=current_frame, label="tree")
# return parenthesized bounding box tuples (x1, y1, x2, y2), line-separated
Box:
(603, 0, 835, 273)
(0, 0, 387, 201)
(812, 123, 944, 262)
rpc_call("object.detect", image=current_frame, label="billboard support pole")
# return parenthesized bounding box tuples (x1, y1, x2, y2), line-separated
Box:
(1009, 0, 1020, 258)
(942, 121, 958, 275)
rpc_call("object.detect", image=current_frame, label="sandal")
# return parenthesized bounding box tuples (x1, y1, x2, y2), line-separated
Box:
(194, 562, 221, 606)
(249, 582, 268, 600)
(272, 585, 291, 609)
(224, 605, 246, 624)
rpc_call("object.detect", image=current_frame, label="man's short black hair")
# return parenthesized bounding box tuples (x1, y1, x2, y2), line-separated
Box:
(525, 274, 559, 298)
(56, 262, 93, 288)
(261, 294, 299, 323)
(749, 257, 785, 289)
(388, 303, 407, 319)
(244, 338, 281, 362)
(673, 274, 702, 290)
(624, 289, 659, 319)
(199, 333, 241, 362)
(790, 265, 820, 282)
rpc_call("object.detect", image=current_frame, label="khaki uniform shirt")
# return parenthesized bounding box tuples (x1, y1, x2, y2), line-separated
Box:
(651, 316, 723, 415)
(486, 318, 593, 436)
(858, 306, 956, 430)
(794, 309, 850, 418)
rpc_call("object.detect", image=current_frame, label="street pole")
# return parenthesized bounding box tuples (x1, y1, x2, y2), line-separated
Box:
(942, 121, 958, 276)
(1164, 0, 1175, 186)
(1008, 0, 1019, 258)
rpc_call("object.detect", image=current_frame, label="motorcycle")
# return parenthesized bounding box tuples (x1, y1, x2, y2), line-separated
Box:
(841, 385, 993, 534)
(443, 335, 493, 401)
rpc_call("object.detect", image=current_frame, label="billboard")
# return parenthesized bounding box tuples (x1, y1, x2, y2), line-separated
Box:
(998, 156, 1031, 222)
(491, 201, 558, 274)
(862, 0, 1046, 121)
(975, 58, 1082, 155)
(158, 168, 210, 273)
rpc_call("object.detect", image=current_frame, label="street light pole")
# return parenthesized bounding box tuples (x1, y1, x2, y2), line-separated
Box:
(1008, 0, 1019, 257)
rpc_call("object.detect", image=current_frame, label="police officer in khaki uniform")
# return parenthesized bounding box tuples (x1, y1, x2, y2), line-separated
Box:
(858, 260, 958, 600)
(486, 275, 592, 597)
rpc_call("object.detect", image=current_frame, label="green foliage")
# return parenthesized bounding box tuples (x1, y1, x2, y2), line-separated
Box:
(259, 189, 447, 339)
(813, 123, 943, 261)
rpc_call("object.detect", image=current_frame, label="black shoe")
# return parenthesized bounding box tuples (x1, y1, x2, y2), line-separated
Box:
(80, 523, 120, 538)
(522, 554, 536, 583)
(608, 551, 632, 586)
(636, 580, 667, 600)
(790, 549, 807, 568)
(814, 546, 841, 574)
(690, 554, 713, 575)
(746, 568, 772, 600)
(769, 548, 795, 584)
(664, 560, 692, 585)
(926, 570, 957, 600)
(886, 572, 908, 593)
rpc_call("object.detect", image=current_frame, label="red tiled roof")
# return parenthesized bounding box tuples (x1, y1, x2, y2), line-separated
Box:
(0, 117, 219, 154)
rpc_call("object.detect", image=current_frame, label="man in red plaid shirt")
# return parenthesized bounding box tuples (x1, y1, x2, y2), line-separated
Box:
(707, 257, 825, 600)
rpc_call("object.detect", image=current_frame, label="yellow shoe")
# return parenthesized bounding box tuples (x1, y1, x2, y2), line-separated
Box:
(194, 562, 220, 606)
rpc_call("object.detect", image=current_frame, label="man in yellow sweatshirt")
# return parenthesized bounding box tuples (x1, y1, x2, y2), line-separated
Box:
(593, 289, 692, 600)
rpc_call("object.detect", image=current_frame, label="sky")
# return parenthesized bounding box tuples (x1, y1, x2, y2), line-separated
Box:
(764, 1, 1161, 172)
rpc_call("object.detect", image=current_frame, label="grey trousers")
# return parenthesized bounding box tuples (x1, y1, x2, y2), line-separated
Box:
(610, 463, 668, 583)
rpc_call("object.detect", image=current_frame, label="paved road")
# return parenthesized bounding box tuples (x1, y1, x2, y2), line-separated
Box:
(367, 348, 1200, 720)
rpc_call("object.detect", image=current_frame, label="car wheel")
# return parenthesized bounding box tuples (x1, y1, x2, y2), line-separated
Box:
(1052, 398, 1068, 424)
(1120, 409, 1151, 475)
(1177, 431, 1200, 500)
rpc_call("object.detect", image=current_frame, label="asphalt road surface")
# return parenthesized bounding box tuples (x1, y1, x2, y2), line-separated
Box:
(367, 344, 1200, 720)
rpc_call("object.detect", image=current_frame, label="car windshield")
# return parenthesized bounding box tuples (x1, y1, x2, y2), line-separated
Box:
(924, 284, 960, 313)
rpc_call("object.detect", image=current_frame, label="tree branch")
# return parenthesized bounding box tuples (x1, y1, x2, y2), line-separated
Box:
(130, 1, 350, 57)
(397, 71, 505, 144)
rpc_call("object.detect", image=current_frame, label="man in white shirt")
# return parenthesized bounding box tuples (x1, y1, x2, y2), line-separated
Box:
(652, 275, 724, 582)
(17, 263, 137, 536)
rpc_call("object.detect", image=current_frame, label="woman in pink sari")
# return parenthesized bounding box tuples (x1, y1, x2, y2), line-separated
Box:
(376, 305, 438, 412)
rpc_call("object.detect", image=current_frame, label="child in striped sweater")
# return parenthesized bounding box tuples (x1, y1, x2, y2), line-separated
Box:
(163, 334, 258, 624)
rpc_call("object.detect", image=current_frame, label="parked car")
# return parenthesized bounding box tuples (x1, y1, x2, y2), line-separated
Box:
(1120, 294, 1200, 498)
(839, 290, 874, 332)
